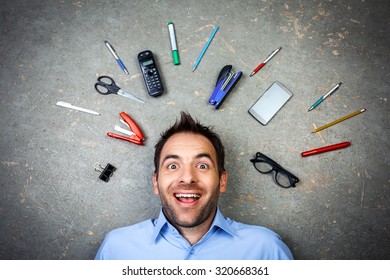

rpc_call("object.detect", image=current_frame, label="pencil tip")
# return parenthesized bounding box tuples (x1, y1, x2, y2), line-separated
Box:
(192, 68, 196, 72)
(249, 73, 254, 77)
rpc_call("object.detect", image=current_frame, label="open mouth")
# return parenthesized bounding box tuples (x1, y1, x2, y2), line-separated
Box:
(174, 193, 201, 203)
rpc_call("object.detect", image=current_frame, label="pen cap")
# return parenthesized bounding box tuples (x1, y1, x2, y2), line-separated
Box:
(172, 50, 180, 65)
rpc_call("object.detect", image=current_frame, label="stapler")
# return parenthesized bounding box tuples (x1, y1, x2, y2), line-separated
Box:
(209, 65, 243, 109)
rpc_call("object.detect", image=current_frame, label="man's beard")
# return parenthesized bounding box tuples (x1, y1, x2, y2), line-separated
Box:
(158, 182, 219, 228)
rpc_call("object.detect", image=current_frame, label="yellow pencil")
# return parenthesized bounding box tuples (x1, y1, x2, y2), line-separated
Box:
(312, 108, 366, 133)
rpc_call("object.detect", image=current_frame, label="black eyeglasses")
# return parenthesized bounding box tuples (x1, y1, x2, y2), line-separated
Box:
(250, 152, 299, 188)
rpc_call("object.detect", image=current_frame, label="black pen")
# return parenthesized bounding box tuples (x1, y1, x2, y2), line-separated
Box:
(104, 40, 129, 75)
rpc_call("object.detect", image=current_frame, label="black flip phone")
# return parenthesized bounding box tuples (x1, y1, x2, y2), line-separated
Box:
(138, 50, 164, 97)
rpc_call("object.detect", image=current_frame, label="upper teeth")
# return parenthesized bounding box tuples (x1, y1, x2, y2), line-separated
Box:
(175, 194, 200, 198)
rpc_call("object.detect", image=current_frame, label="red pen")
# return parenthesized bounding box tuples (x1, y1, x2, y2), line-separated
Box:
(250, 47, 281, 77)
(301, 141, 351, 157)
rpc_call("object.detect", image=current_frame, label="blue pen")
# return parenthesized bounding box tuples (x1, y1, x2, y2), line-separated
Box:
(192, 25, 219, 72)
(308, 82, 342, 111)
(104, 40, 129, 75)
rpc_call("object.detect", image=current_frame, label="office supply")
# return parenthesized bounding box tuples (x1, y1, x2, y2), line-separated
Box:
(138, 50, 164, 97)
(167, 21, 180, 65)
(250, 47, 281, 77)
(95, 163, 116, 182)
(104, 40, 129, 75)
(94, 76, 145, 104)
(301, 141, 351, 157)
(56, 101, 100, 115)
(250, 152, 299, 188)
(192, 25, 219, 72)
(209, 65, 243, 109)
(308, 82, 342, 111)
(249, 81, 293, 125)
(312, 108, 366, 133)
(107, 112, 145, 145)
(114, 124, 134, 137)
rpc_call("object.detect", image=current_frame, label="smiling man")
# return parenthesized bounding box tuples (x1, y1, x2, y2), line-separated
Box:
(153, 132, 226, 246)
(95, 112, 293, 260)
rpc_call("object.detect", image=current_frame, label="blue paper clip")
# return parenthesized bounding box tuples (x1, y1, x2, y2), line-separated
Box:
(209, 65, 243, 109)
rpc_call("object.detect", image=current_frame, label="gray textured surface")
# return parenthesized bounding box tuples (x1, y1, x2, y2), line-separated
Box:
(0, 0, 389, 259)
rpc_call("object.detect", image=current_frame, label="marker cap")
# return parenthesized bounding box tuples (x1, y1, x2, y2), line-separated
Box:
(172, 50, 180, 65)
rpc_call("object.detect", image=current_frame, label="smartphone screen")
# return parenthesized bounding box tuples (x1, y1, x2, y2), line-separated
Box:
(248, 81, 293, 125)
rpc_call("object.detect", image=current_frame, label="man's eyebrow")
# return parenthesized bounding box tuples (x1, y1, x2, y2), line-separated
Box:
(161, 154, 180, 166)
(160, 153, 215, 165)
(196, 153, 212, 160)
(196, 153, 216, 165)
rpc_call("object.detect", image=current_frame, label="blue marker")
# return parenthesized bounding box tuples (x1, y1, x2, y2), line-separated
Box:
(192, 25, 219, 72)
(104, 40, 129, 75)
(308, 82, 342, 111)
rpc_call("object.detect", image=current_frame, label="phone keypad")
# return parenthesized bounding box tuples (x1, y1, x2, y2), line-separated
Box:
(144, 67, 163, 93)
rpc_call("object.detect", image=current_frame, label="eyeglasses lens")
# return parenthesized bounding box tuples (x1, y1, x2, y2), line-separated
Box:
(275, 172, 292, 188)
(254, 161, 273, 173)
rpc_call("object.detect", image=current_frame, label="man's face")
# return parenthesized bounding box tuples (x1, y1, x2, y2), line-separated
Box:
(153, 132, 227, 229)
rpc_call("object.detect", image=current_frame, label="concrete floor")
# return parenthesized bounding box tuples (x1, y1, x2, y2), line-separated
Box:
(0, 0, 389, 260)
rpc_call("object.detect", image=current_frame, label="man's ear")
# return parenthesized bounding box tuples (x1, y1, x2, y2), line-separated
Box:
(219, 171, 227, 193)
(153, 173, 159, 195)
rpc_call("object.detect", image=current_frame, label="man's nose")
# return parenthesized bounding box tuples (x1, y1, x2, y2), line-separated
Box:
(178, 165, 197, 184)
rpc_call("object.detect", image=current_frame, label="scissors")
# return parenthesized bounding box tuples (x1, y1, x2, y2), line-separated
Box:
(94, 76, 145, 104)
(107, 112, 145, 145)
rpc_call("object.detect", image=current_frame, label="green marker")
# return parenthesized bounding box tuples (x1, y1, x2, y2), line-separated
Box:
(167, 21, 180, 65)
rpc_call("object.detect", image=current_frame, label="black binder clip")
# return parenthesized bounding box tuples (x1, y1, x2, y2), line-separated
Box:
(95, 163, 116, 182)
(209, 65, 243, 109)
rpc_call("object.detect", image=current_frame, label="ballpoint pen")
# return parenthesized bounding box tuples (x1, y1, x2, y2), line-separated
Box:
(56, 101, 100, 115)
(104, 40, 129, 75)
(312, 108, 366, 133)
(301, 141, 351, 157)
(249, 47, 281, 77)
(192, 25, 219, 72)
(167, 21, 180, 65)
(308, 82, 342, 111)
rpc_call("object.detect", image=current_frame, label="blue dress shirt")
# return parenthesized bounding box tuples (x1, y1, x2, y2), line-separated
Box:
(95, 208, 293, 260)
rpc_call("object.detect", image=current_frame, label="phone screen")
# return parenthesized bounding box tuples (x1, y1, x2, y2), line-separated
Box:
(248, 81, 293, 125)
(142, 59, 154, 67)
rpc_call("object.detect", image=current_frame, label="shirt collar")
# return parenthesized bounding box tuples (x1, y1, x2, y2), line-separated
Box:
(152, 209, 170, 241)
(152, 208, 238, 242)
(212, 208, 238, 237)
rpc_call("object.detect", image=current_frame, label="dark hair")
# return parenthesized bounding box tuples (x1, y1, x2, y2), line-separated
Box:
(154, 111, 225, 176)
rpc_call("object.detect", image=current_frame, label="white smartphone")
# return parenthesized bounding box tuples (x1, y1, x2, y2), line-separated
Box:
(248, 81, 293, 125)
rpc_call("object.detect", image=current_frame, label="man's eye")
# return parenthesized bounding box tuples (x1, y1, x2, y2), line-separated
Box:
(198, 163, 208, 169)
(168, 164, 178, 170)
